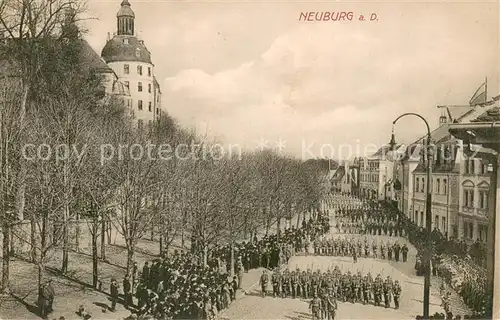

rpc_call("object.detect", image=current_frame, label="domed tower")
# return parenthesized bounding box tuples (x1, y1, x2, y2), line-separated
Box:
(117, 0, 134, 36)
(101, 0, 162, 125)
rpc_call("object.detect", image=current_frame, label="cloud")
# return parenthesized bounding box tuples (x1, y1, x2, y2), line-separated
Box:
(161, 8, 497, 159)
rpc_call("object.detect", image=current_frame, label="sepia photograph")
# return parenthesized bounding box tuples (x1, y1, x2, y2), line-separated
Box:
(0, 0, 498, 319)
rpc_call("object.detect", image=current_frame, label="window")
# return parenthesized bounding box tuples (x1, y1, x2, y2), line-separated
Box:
(138, 82, 143, 92)
(138, 100, 143, 110)
(479, 190, 488, 209)
(148, 67, 151, 77)
(136, 48, 141, 58)
(466, 159, 475, 174)
(416, 178, 419, 192)
(137, 65, 143, 75)
(124, 81, 129, 90)
(148, 83, 152, 93)
(124, 64, 129, 74)
(478, 225, 487, 242)
(480, 161, 488, 174)
(420, 178, 425, 192)
(436, 178, 440, 194)
(148, 102, 152, 112)
(468, 222, 473, 239)
(464, 189, 474, 207)
(441, 217, 446, 232)
(434, 215, 439, 230)
(443, 179, 447, 195)
(420, 212, 424, 227)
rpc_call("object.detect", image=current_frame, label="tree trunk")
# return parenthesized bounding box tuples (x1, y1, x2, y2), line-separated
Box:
(100, 216, 106, 260)
(203, 244, 208, 267)
(126, 240, 134, 276)
(150, 224, 154, 241)
(37, 262, 45, 302)
(37, 211, 48, 301)
(106, 221, 111, 244)
(230, 241, 235, 277)
(61, 221, 69, 274)
(1, 224, 10, 293)
(75, 212, 80, 253)
(61, 159, 70, 273)
(30, 217, 37, 263)
(91, 222, 98, 289)
(159, 234, 163, 256)
(277, 217, 281, 239)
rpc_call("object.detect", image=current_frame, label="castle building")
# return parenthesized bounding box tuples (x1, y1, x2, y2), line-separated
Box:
(101, 0, 162, 126)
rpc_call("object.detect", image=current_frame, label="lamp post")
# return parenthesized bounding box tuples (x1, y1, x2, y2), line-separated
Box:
(389, 112, 433, 318)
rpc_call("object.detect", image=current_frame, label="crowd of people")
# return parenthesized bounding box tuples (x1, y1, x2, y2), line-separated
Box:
(259, 266, 402, 310)
(107, 212, 330, 319)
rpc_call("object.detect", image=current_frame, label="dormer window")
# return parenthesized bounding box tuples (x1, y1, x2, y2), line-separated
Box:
(123, 38, 129, 44)
(136, 48, 140, 58)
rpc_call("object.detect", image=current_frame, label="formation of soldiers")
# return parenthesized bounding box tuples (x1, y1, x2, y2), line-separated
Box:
(207, 214, 330, 273)
(313, 235, 409, 263)
(114, 212, 330, 319)
(263, 266, 402, 310)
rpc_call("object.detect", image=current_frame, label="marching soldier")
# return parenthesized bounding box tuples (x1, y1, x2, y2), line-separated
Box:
(320, 289, 329, 320)
(300, 270, 310, 299)
(352, 246, 358, 263)
(291, 269, 300, 299)
(309, 293, 322, 320)
(402, 244, 409, 262)
(364, 241, 370, 258)
(394, 242, 401, 262)
(392, 280, 402, 309)
(383, 276, 393, 308)
(373, 274, 383, 307)
(372, 241, 378, 259)
(387, 242, 393, 261)
(326, 291, 338, 320)
(362, 275, 371, 305)
(282, 270, 290, 298)
(259, 270, 269, 297)
(380, 241, 386, 260)
(272, 269, 281, 298)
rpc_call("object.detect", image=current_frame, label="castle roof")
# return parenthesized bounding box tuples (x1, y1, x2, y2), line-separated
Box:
(117, 0, 135, 18)
(101, 35, 152, 64)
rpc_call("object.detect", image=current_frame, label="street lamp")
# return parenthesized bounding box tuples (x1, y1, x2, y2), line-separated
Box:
(389, 112, 434, 319)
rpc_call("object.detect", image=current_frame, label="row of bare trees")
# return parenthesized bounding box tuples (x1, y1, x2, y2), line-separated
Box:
(0, 0, 325, 300)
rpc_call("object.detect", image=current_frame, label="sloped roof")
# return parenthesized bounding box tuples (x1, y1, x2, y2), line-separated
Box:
(471, 105, 500, 122)
(79, 39, 114, 73)
(153, 76, 161, 93)
(371, 144, 402, 158)
(0, 39, 114, 76)
(413, 145, 460, 173)
(101, 35, 152, 64)
(446, 106, 475, 122)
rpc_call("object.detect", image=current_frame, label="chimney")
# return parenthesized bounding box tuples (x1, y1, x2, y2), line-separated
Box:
(107, 32, 111, 41)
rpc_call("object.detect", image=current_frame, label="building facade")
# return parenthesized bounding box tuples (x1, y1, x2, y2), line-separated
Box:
(101, 0, 162, 126)
(397, 102, 497, 242)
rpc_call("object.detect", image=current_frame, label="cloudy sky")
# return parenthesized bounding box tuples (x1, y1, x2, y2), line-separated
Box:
(84, 0, 499, 159)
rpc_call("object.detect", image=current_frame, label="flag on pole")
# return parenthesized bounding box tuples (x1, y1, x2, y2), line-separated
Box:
(469, 80, 487, 106)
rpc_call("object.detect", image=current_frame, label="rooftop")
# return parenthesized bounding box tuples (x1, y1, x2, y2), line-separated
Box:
(101, 35, 152, 64)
